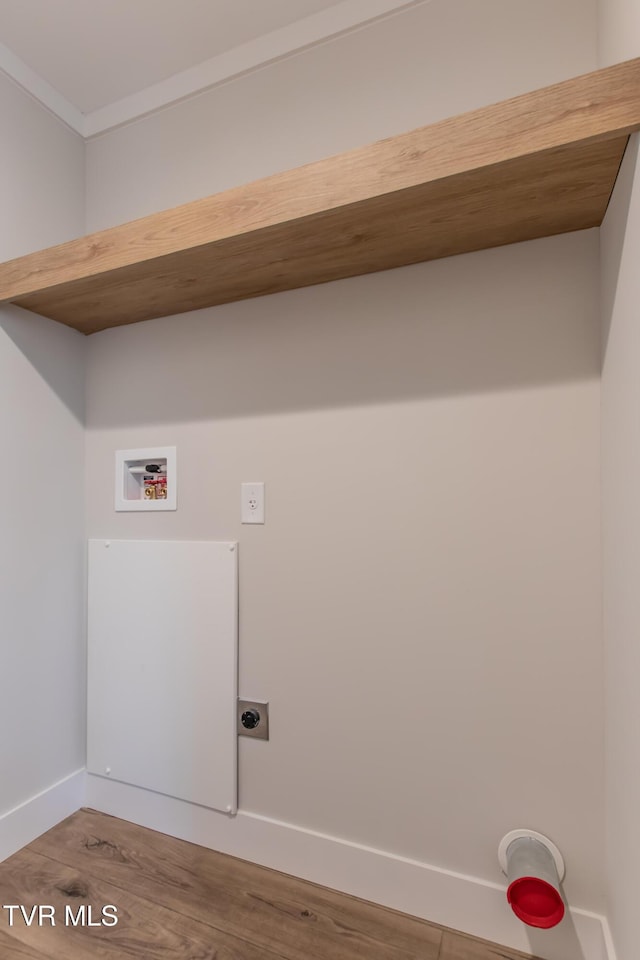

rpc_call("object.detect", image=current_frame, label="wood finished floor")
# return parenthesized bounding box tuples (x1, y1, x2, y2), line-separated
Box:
(0, 809, 543, 960)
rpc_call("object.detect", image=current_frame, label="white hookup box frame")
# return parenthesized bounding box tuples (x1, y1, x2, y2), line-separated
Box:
(115, 446, 177, 511)
(87, 539, 239, 814)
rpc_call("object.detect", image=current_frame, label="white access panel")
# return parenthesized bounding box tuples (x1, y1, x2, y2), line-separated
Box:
(87, 539, 238, 813)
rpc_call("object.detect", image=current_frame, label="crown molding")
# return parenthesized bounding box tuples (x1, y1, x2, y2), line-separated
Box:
(85, 0, 427, 137)
(0, 40, 85, 135)
(0, 0, 427, 140)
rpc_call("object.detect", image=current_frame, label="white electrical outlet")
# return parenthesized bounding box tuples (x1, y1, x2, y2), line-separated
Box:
(241, 482, 265, 524)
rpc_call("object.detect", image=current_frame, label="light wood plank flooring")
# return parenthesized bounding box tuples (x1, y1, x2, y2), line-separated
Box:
(0, 809, 542, 960)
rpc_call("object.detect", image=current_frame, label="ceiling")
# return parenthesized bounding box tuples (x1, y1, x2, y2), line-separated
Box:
(0, 0, 422, 135)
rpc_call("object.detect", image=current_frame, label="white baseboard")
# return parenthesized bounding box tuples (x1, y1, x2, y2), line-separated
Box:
(0, 772, 617, 960)
(0, 769, 86, 863)
(600, 918, 618, 960)
(86, 774, 611, 960)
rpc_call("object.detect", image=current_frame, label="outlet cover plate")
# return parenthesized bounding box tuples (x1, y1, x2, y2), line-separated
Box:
(237, 699, 269, 739)
(241, 482, 265, 524)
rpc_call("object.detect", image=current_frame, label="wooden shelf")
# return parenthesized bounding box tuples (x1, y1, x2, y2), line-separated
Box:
(1, 58, 639, 335)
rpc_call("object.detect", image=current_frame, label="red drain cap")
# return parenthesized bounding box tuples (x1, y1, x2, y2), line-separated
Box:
(507, 876, 565, 929)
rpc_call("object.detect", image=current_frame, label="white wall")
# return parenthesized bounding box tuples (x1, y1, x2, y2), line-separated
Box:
(85, 0, 604, 929)
(598, 0, 640, 64)
(0, 74, 86, 817)
(86, 0, 597, 229)
(599, 3, 640, 959)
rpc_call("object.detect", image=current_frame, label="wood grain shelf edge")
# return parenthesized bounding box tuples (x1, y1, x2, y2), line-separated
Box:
(0, 57, 639, 334)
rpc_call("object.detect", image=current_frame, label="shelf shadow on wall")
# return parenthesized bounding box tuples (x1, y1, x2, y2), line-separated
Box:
(601, 133, 639, 363)
(0, 303, 85, 424)
(85, 230, 601, 429)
